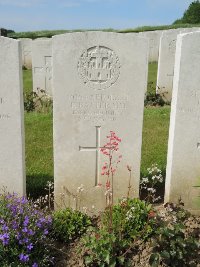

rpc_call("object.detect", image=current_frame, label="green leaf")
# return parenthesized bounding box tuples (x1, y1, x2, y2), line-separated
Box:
(160, 250, 170, 259)
(149, 253, 160, 267)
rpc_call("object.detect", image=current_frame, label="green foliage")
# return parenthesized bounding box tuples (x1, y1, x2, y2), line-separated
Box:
(174, 1, 200, 24)
(145, 91, 166, 107)
(8, 29, 117, 39)
(52, 208, 91, 243)
(140, 164, 164, 203)
(8, 24, 200, 39)
(24, 89, 53, 113)
(82, 227, 130, 267)
(103, 198, 155, 240)
(150, 205, 199, 267)
(119, 24, 200, 33)
(82, 199, 156, 266)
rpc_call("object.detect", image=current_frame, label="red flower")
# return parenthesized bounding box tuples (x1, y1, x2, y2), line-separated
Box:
(148, 210, 156, 219)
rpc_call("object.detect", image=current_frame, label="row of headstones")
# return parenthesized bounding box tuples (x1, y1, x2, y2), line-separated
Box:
(1, 31, 200, 214)
(21, 27, 200, 102)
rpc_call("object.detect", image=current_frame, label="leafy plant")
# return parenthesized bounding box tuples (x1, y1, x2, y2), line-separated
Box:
(82, 199, 157, 266)
(82, 226, 130, 267)
(145, 90, 167, 107)
(0, 191, 54, 266)
(140, 163, 164, 203)
(103, 198, 155, 240)
(150, 203, 200, 267)
(52, 208, 91, 243)
(24, 88, 52, 113)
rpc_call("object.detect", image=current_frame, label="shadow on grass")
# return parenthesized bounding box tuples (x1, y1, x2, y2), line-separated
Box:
(26, 174, 53, 200)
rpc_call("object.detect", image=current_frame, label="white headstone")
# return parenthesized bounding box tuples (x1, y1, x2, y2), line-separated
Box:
(53, 32, 148, 211)
(139, 30, 163, 62)
(165, 31, 200, 214)
(0, 37, 26, 195)
(19, 38, 32, 69)
(32, 39, 52, 96)
(156, 28, 200, 102)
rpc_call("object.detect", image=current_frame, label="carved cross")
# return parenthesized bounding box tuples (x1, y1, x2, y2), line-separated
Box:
(34, 56, 52, 91)
(79, 126, 102, 186)
(92, 46, 108, 68)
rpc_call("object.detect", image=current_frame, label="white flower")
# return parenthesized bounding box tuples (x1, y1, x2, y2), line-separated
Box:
(77, 184, 84, 193)
(147, 188, 156, 193)
(141, 177, 148, 184)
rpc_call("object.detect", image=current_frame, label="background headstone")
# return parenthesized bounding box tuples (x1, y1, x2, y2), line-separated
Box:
(53, 32, 148, 211)
(156, 28, 200, 102)
(156, 29, 182, 102)
(32, 39, 52, 96)
(0, 37, 26, 195)
(165, 31, 200, 214)
(139, 30, 163, 62)
(20, 38, 32, 69)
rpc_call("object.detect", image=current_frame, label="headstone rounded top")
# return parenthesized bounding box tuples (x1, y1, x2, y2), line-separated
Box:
(77, 45, 120, 90)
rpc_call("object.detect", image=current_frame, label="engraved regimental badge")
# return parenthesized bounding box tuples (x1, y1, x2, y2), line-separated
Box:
(77, 46, 120, 90)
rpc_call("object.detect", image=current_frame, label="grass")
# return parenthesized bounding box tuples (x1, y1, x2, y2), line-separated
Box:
(141, 106, 170, 175)
(8, 23, 200, 39)
(23, 69, 32, 95)
(119, 23, 200, 33)
(25, 112, 53, 198)
(147, 62, 158, 94)
(23, 62, 170, 196)
(8, 28, 117, 39)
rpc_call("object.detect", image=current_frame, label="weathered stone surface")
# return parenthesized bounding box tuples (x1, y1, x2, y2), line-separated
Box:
(20, 38, 32, 69)
(32, 39, 52, 96)
(0, 37, 25, 195)
(165, 31, 200, 214)
(156, 28, 200, 102)
(156, 29, 182, 102)
(139, 30, 163, 62)
(53, 32, 148, 211)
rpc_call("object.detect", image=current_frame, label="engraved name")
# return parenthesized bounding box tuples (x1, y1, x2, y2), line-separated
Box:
(178, 89, 200, 120)
(69, 93, 128, 122)
(0, 97, 10, 119)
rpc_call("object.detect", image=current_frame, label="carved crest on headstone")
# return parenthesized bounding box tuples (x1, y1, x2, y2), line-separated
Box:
(77, 46, 120, 90)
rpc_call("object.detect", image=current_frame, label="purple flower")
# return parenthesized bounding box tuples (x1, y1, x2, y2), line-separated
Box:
(23, 238, 29, 244)
(32, 263, 38, 267)
(23, 215, 29, 226)
(27, 243, 33, 251)
(28, 229, 35, 236)
(12, 220, 18, 230)
(44, 229, 49, 235)
(36, 221, 42, 228)
(0, 233, 9, 245)
(2, 224, 8, 231)
(19, 253, 29, 262)
(0, 219, 4, 224)
(22, 227, 28, 233)
(21, 196, 28, 204)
